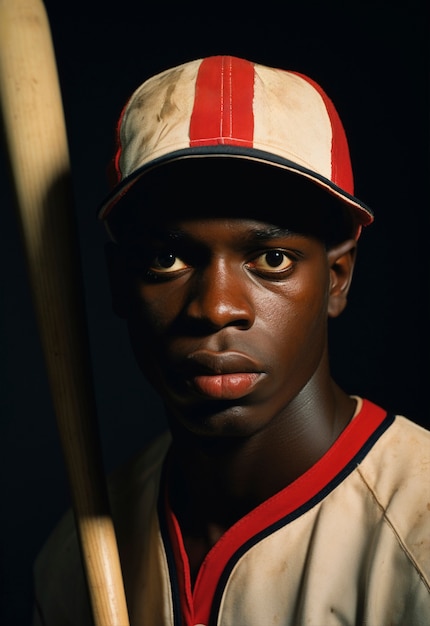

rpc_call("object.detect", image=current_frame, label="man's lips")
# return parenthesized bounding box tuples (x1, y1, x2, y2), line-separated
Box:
(192, 373, 262, 400)
(185, 350, 263, 374)
(174, 350, 265, 400)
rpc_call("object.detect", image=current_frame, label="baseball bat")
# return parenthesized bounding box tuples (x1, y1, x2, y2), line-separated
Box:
(0, 1, 130, 624)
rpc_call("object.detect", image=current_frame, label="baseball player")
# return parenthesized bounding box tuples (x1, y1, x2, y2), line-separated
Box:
(33, 55, 430, 626)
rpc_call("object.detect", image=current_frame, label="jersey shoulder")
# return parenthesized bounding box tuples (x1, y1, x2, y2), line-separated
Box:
(358, 414, 430, 582)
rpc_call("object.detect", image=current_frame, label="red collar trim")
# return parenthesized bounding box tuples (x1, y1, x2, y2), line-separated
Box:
(162, 398, 389, 626)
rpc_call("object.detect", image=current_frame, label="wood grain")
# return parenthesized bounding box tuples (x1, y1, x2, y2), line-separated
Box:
(0, 1, 129, 623)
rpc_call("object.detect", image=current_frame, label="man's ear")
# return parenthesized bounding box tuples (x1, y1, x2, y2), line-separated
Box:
(104, 242, 130, 319)
(327, 239, 357, 318)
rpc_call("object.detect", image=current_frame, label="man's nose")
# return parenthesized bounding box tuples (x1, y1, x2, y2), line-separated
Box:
(185, 259, 255, 331)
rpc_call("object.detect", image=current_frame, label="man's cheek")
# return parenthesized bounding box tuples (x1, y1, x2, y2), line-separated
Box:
(128, 296, 169, 333)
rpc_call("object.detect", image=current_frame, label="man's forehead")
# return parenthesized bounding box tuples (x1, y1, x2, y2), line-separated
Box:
(141, 219, 298, 239)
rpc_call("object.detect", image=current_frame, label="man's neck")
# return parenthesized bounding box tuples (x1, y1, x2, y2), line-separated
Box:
(167, 377, 356, 545)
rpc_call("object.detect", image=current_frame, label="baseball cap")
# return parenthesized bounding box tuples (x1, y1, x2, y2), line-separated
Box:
(98, 55, 373, 238)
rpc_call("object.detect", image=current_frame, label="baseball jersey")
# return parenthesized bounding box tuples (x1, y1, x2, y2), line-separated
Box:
(33, 398, 430, 626)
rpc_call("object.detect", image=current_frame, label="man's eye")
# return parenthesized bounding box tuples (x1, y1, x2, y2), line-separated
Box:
(248, 250, 294, 273)
(149, 252, 188, 273)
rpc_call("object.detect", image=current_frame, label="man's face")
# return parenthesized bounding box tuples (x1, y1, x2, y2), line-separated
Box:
(107, 161, 355, 440)
(115, 224, 339, 440)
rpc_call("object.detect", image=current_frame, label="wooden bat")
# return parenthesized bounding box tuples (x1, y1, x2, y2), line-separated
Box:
(0, 1, 130, 624)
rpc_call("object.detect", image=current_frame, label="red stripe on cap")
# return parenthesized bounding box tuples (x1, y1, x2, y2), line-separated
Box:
(190, 56, 255, 147)
(293, 72, 354, 195)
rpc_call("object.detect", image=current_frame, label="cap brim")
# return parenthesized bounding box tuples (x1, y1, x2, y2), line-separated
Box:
(98, 146, 374, 230)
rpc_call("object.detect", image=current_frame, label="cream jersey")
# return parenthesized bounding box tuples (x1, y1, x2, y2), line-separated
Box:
(33, 398, 430, 626)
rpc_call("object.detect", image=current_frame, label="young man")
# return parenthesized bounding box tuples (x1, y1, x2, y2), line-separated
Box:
(33, 56, 430, 625)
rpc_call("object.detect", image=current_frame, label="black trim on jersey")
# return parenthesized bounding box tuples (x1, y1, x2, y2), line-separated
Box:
(208, 411, 395, 626)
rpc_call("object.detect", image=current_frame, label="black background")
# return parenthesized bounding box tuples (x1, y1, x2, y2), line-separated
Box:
(1, 2, 428, 624)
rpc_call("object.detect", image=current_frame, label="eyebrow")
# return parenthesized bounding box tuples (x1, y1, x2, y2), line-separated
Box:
(145, 227, 187, 241)
(246, 225, 296, 240)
